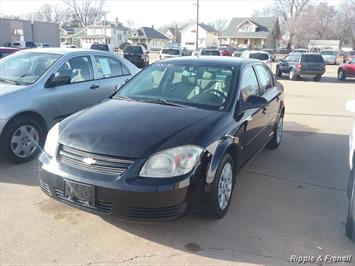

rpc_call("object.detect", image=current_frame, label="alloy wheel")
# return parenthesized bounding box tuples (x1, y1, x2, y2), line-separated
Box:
(276, 116, 283, 144)
(10, 125, 39, 158)
(218, 162, 233, 210)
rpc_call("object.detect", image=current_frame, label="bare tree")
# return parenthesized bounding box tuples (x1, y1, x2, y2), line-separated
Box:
(63, 0, 106, 27)
(274, 0, 311, 49)
(337, 0, 355, 49)
(211, 19, 228, 33)
(31, 4, 66, 24)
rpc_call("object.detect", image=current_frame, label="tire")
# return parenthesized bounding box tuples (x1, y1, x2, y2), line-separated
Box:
(338, 69, 346, 81)
(267, 111, 284, 149)
(276, 66, 282, 77)
(313, 75, 322, 82)
(205, 154, 236, 219)
(1, 117, 45, 163)
(289, 69, 297, 80)
(346, 170, 355, 242)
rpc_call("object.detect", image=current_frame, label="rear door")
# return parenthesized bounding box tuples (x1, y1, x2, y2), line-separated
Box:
(238, 65, 269, 163)
(301, 54, 325, 71)
(92, 55, 133, 98)
(47, 55, 100, 121)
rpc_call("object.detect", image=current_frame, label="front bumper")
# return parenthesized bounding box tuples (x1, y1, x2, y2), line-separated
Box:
(38, 154, 206, 221)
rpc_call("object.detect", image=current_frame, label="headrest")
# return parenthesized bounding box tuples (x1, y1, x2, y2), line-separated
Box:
(202, 71, 215, 79)
(182, 75, 197, 85)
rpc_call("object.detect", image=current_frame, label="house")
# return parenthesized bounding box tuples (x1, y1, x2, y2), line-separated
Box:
(60, 27, 86, 47)
(165, 27, 181, 44)
(80, 22, 129, 51)
(128, 26, 169, 51)
(219, 17, 280, 49)
(180, 23, 218, 50)
(0, 17, 60, 47)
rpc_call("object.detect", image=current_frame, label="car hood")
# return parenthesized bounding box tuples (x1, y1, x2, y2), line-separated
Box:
(0, 83, 29, 96)
(59, 100, 222, 159)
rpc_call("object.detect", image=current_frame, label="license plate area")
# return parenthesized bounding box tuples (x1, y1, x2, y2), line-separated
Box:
(64, 180, 95, 207)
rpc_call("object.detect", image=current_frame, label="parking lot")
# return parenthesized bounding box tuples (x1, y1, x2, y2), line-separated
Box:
(1, 64, 354, 265)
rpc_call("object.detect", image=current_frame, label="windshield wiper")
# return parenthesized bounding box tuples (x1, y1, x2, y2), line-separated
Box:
(0, 78, 22, 85)
(114, 95, 134, 101)
(139, 98, 188, 108)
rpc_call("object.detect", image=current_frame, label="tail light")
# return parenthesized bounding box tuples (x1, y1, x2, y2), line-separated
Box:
(296, 63, 302, 69)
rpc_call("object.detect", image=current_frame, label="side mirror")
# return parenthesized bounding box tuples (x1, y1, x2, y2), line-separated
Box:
(45, 74, 70, 88)
(346, 100, 355, 113)
(240, 95, 268, 111)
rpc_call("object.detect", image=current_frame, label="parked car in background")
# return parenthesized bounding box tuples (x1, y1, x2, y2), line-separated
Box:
(338, 58, 355, 80)
(277, 48, 292, 54)
(343, 51, 355, 63)
(0, 48, 139, 163)
(218, 45, 234, 56)
(320, 50, 337, 65)
(35, 43, 50, 48)
(345, 99, 355, 242)
(198, 48, 220, 56)
(39, 56, 285, 221)
(276, 53, 325, 81)
(90, 43, 111, 52)
(2, 41, 36, 49)
(262, 49, 276, 62)
(0, 47, 20, 59)
(123, 45, 149, 68)
(293, 48, 307, 53)
(240, 50, 272, 69)
(232, 47, 248, 57)
(159, 47, 182, 60)
(61, 43, 77, 48)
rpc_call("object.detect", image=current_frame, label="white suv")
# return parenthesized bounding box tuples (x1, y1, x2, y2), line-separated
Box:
(240, 50, 272, 69)
(345, 99, 355, 242)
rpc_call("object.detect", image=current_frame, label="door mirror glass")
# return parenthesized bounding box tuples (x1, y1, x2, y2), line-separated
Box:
(45, 74, 71, 88)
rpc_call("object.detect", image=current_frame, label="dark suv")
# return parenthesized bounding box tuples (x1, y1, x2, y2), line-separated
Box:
(123, 45, 149, 68)
(276, 53, 325, 81)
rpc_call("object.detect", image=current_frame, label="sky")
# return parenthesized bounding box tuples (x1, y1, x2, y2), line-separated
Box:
(0, 0, 345, 27)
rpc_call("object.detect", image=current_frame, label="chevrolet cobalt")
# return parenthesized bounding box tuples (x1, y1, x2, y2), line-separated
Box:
(39, 57, 285, 221)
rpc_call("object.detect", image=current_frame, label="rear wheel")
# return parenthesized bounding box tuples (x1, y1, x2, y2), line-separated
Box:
(1, 117, 45, 163)
(289, 69, 297, 80)
(276, 66, 282, 77)
(313, 75, 322, 82)
(346, 170, 355, 242)
(205, 154, 236, 219)
(267, 112, 283, 149)
(338, 69, 346, 80)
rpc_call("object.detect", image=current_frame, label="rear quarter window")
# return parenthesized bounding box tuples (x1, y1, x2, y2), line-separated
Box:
(249, 53, 269, 60)
(302, 55, 324, 63)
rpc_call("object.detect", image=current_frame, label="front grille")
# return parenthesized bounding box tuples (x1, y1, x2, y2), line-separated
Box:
(39, 180, 52, 196)
(58, 145, 134, 176)
(125, 204, 187, 219)
(54, 188, 113, 215)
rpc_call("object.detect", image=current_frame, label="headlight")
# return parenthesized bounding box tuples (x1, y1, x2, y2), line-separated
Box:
(140, 145, 203, 178)
(44, 123, 60, 158)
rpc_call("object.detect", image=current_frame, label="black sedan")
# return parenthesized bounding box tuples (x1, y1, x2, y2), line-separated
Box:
(39, 56, 285, 221)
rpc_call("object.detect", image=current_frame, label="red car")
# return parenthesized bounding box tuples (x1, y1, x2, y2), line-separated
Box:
(338, 58, 355, 80)
(218, 46, 234, 56)
(343, 51, 355, 63)
(0, 47, 20, 59)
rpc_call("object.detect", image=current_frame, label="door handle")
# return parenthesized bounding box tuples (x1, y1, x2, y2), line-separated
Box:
(262, 107, 267, 114)
(89, 84, 99, 90)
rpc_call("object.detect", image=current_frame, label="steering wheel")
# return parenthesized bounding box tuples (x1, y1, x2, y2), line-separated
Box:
(201, 88, 227, 102)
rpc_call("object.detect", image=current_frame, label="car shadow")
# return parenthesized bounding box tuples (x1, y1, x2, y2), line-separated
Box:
(276, 75, 354, 84)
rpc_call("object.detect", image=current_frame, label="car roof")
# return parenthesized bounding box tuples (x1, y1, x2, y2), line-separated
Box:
(158, 56, 259, 67)
(16, 47, 115, 56)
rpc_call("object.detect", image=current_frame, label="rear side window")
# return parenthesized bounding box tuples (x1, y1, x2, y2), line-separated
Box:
(124, 46, 143, 54)
(161, 49, 180, 55)
(249, 53, 269, 61)
(95, 56, 130, 78)
(255, 65, 274, 93)
(302, 54, 324, 63)
(239, 66, 260, 101)
(201, 50, 220, 56)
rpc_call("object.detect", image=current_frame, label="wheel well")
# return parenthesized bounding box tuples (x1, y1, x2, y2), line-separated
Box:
(2, 112, 47, 137)
(280, 105, 285, 117)
(226, 144, 241, 172)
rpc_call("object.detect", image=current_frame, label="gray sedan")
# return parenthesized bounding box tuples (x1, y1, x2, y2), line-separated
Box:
(0, 48, 139, 163)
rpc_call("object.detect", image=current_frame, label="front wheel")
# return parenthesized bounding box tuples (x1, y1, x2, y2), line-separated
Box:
(205, 154, 236, 219)
(1, 117, 45, 163)
(267, 113, 283, 149)
(346, 170, 355, 242)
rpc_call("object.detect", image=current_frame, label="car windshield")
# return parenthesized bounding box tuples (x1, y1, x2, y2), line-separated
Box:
(349, 51, 355, 55)
(302, 54, 324, 63)
(249, 53, 269, 60)
(200, 50, 220, 56)
(115, 63, 235, 111)
(321, 51, 336, 56)
(0, 52, 61, 85)
(162, 49, 180, 55)
(124, 46, 143, 54)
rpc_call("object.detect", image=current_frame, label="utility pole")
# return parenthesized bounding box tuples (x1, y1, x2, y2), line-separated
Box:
(196, 0, 199, 51)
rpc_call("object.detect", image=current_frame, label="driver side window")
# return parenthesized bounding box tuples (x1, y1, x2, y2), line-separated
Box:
(55, 56, 94, 85)
(239, 66, 260, 103)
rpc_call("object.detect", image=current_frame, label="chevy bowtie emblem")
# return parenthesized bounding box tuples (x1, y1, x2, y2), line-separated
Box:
(83, 157, 96, 165)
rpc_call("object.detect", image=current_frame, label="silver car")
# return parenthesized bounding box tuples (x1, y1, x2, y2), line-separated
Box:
(320, 50, 337, 65)
(0, 48, 139, 163)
